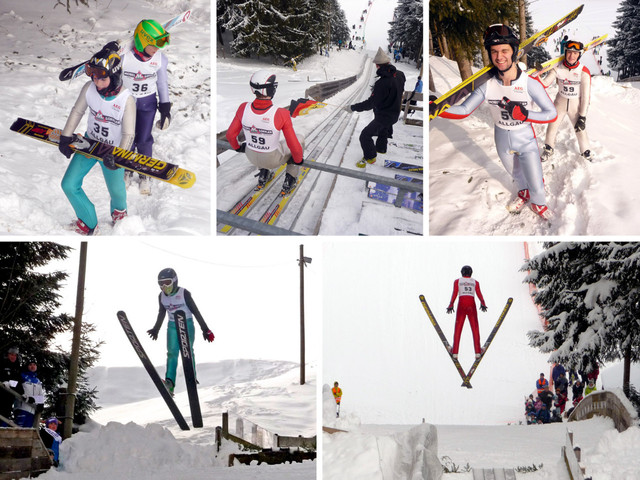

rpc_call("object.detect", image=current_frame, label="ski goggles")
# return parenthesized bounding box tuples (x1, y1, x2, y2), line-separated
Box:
(153, 32, 170, 48)
(483, 24, 515, 41)
(566, 41, 584, 51)
(85, 64, 109, 79)
(158, 279, 173, 287)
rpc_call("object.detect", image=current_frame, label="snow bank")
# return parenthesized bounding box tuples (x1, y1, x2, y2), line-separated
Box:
(583, 425, 640, 479)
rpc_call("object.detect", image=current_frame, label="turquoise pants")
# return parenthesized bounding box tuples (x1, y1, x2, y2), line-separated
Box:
(61, 152, 127, 229)
(165, 318, 196, 384)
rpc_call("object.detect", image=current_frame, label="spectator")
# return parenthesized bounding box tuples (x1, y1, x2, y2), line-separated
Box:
(585, 378, 597, 395)
(551, 364, 566, 385)
(39, 417, 62, 467)
(536, 403, 551, 424)
(525, 395, 536, 424)
(555, 372, 569, 396)
(536, 372, 549, 394)
(14, 358, 45, 428)
(555, 390, 568, 415)
(1, 346, 23, 426)
(572, 379, 584, 405)
(539, 386, 554, 411)
(534, 396, 543, 415)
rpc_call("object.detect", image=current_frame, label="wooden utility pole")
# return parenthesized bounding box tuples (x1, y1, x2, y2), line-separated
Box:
(298, 245, 312, 385)
(64, 242, 87, 440)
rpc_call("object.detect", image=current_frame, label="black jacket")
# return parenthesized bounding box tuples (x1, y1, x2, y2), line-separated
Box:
(352, 63, 406, 125)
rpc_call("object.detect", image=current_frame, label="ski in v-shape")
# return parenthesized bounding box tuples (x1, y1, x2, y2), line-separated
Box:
(419, 295, 512, 388)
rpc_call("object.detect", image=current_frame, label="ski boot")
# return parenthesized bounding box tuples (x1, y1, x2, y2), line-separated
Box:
(163, 378, 175, 396)
(111, 208, 127, 226)
(281, 173, 297, 195)
(581, 150, 593, 162)
(356, 157, 376, 168)
(139, 176, 151, 195)
(255, 168, 272, 191)
(71, 219, 98, 236)
(531, 204, 553, 221)
(506, 189, 530, 214)
(540, 144, 554, 162)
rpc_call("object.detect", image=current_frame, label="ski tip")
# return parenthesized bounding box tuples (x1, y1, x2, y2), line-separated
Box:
(116, 310, 126, 318)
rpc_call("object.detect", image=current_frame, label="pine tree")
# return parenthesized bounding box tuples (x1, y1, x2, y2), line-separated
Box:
(523, 242, 640, 393)
(523, 2, 550, 69)
(0, 242, 102, 424)
(607, 0, 640, 79)
(388, 0, 424, 63)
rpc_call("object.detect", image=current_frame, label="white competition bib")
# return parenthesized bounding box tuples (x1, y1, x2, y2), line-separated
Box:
(485, 73, 532, 130)
(122, 51, 161, 98)
(241, 103, 281, 152)
(86, 84, 132, 145)
(458, 277, 477, 297)
(556, 63, 584, 99)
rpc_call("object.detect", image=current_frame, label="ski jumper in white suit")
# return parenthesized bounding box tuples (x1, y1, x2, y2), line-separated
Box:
(440, 68, 557, 206)
(540, 61, 591, 153)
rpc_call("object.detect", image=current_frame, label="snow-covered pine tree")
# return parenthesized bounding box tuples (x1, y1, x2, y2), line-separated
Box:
(607, 0, 640, 80)
(523, 242, 640, 394)
(388, 0, 423, 63)
(523, 1, 551, 69)
(222, 0, 282, 58)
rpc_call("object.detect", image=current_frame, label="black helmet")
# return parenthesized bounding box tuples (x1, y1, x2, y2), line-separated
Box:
(86, 49, 123, 97)
(461, 265, 473, 277)
(483, 24, 520, 64)
(158, 268, 178, 295)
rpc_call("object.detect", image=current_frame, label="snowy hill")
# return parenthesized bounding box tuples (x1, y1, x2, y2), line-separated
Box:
(0, 0, 210, 235)
(429, 52, 640, 235)
(34, 359, 316, 479)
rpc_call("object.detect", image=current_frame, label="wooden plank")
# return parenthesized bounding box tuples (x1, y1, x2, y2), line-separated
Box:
(504, 469, 517, 480)
(472, 468, 485, 480)
(0, 457, 31, 473)
(0, 446, 31, 458)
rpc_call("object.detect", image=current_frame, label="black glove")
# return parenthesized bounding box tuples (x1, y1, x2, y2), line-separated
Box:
(147, 328, 159, 340)
(446, 307, 454, 314)
(27, 396, 36, 404)
(102, 152, 119, 171)
(157, 102, 171, 130)
(235, 142, 246, 153)
(499, 96, 529, 121)
(575, 116, 586, 132)
(288, 156, 304, 165)
(480, 305, 488, 312)
(101, 41, 120, 53)
(203, 329, 215, 342)
(59, 135, 74, 158)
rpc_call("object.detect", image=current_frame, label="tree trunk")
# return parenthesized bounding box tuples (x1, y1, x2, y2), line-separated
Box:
(623, 343, 631, 393)
(452, 43, 473, 81)
(429, 66, 436, 93)
(518, 0, 527, 66)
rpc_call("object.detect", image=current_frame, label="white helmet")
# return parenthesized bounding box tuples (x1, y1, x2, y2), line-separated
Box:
(250, 70, 278, 98)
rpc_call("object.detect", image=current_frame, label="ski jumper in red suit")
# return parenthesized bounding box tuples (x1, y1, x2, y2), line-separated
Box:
(448, 276, 486, 354)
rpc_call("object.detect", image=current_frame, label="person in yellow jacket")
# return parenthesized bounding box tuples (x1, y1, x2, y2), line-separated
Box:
(332, 381, 342, 418)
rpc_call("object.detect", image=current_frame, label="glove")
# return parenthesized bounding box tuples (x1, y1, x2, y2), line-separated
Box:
(101, 41, 120, 53)
(480, 305, 488, 312)
(499, 96, 529, 121)
(59, 135, 74, 158)
(235, 142, 247, 153)
(289, 156, 304, 165)
(102, 152, 119, 171)
(575, 116, 586, 132)
(446, 307, 454, 314)
(156, 102, 172, 130)
(342, 105, 353, 114)
(147, 328, 159, 340)
(203, 329, 215, 342)
(27, 396, 36, 404)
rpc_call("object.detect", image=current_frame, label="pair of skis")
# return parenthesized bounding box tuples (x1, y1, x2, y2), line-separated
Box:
(419, 295, 513, 388)
(117, 311, 202, 430)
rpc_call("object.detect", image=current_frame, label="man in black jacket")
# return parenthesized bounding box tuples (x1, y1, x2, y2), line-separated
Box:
(0, 346, 23, 426)
(344, 47, 406, 168)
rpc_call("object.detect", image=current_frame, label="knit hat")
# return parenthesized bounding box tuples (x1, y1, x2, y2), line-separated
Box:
(373, 47, 391, 65)
(7, 347, 19, 354)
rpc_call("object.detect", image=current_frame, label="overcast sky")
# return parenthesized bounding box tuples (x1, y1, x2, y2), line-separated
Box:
(43, 238, 321, 368)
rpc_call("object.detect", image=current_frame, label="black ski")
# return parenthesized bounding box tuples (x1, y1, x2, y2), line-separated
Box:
(418, 295, 469, 386)
(463, 298, 513, 386)
(116, 311, 190, 430)
(175, 310, 203, 428)
(383, 160, 423, 173)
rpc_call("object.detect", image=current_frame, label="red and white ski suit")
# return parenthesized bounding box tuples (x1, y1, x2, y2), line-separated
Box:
(448, 276, 486, 354)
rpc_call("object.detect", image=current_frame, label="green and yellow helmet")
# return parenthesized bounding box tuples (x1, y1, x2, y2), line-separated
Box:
(134, 19, 170, 52)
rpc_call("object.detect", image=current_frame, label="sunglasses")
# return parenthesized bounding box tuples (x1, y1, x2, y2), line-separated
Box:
(566, 41, 584, 51)
(85, 64, 109, 79)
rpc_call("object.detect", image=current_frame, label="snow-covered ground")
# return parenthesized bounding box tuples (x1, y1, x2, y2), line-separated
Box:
(0, 0, 210, 235)
(32, 359, 317, 480)
(428, 1, 640, 235)
(216, 39, 424, 235)
(322, 240, 640, 479)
